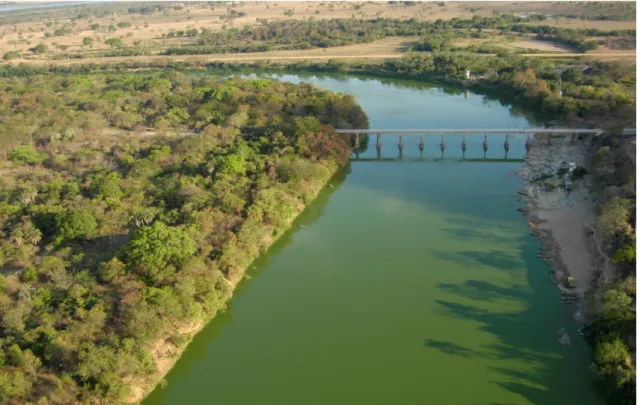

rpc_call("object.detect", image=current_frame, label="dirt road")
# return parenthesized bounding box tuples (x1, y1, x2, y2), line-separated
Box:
(13, 50, 636, 67)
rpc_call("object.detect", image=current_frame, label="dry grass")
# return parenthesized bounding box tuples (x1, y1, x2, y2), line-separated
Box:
(451, 37, 570, 53)
(1, 1, 634, 57)
(15, 38, 634, 68)
(0, 2, 634, 65)
(522, 19, 636, 30)
(506, 39, 569, 52)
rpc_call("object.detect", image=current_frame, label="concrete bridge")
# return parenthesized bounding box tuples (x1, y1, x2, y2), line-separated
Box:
(352, 156, 525, 163)
(336, 128, 636, 154)
(336, 128, 636, 135)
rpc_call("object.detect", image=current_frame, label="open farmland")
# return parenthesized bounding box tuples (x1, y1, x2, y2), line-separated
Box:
(0, 1, 634, 63)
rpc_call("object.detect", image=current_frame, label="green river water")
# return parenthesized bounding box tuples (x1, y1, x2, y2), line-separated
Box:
(143, 74, 603, 405)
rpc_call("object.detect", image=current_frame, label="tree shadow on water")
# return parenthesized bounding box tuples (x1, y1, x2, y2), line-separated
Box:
(432, 249, 523, 273)
(423, 338, 480, 359)
(437, 280, 530, 304)
(440, 227, 517, 246)
(427, 236, 602, 405)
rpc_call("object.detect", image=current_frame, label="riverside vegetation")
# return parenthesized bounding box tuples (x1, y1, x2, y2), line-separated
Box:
(584, 133, 636, 405)
(0, 72, 367, 403)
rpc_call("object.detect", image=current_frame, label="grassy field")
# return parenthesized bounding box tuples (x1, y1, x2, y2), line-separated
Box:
(0, 1, 634, 64)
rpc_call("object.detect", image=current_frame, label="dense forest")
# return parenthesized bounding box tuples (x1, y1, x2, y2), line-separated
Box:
(0, 72, 367, 403)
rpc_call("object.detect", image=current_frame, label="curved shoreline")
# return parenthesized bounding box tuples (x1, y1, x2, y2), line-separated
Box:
(127, 165, 347, 404)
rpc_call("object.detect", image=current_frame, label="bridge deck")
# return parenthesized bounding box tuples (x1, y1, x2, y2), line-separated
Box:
(336, 128, 636, 135)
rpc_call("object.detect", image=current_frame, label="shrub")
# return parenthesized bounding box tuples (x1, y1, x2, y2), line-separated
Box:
(2, 51, 20, 61)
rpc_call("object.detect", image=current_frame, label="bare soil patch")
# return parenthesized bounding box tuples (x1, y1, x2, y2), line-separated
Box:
(522, 19, 636, 30)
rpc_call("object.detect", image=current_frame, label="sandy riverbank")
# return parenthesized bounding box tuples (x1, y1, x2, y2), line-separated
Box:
(518, 134, 600, 304)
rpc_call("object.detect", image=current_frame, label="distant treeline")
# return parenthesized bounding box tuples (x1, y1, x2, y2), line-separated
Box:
(1, 52, 633, 129)
(155, 17, 636, 56)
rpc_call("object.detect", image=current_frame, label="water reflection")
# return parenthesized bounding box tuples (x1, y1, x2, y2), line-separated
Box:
(351, 134, 532, 161)
(353, 139, 526, 163)
(220, 68, 549, 127)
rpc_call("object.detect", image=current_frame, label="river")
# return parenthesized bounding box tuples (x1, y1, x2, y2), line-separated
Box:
(143, 74, 603, 405)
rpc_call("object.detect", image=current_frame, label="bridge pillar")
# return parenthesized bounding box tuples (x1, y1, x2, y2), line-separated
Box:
(419, 136, 424, 151)
(570, 133, 576, 145)
(461, 135, 467, 160)
(354, 133, 360, 149)
(504, 134, 510, 152)
(376, 147, 381, 160)
(398, 134, 403, 150)
(525, 134, 532, 152)
(483, 135, 488, 152)
(440, 135, 446, 152)
(376, 134, 381, 150)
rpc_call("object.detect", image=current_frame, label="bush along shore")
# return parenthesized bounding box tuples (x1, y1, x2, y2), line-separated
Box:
(0, 72, 368, 403)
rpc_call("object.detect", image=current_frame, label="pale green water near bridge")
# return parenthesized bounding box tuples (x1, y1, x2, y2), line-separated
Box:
(143, 74, 603, 405)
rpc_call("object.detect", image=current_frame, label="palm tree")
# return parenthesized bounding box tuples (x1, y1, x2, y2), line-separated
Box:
(9, 227, 24, 247)
(21, 221, 42, 245)
(19, 186, 38, 205)
(10, 220, 42, 246)
(129, 207, 158, 229)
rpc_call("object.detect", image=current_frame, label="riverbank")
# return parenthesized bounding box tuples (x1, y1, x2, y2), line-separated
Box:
(518, 135, 597, 309)
(126, 163, 346, 403)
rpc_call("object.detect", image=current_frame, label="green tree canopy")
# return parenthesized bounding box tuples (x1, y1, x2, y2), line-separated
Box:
(29, 43, 48, 54)
(216, 154, 246, 175)
(88, 170, 123, 205)
(105, 37, 124, 49)
(3, 51, 20, 61)
(55, 209, 98, 245)
(10, 145, 44, 167)
(123, 222, 196, 284)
